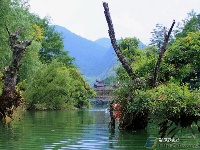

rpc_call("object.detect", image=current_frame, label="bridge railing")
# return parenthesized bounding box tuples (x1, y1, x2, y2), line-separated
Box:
(94, 89, 115, 98)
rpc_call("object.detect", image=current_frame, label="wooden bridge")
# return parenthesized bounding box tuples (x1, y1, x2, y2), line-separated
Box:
(95, 89, 113, 98)
(93, 79, 117, 99)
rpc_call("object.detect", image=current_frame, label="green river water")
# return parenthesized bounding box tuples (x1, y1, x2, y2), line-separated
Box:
(0, 104, 199, 150)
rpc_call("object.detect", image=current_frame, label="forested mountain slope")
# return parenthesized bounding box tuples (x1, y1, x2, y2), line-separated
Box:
(54, 25, 146, 80)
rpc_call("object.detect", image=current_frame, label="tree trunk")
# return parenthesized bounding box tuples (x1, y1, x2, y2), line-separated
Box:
(103, 2, 135, 80)
(152, 20, 175, 87)
(102, 2, 176, 130)
(108, 101, 115, 129)
(0, 27, 31, 120)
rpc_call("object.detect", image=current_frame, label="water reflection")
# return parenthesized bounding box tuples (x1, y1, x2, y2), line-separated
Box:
(0, 105, 199, 150)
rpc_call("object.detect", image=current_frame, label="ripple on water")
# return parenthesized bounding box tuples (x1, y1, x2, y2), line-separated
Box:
(0, 109, 199, 150)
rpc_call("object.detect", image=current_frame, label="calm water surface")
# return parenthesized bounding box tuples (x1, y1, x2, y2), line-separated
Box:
(0, 105, 199, 150)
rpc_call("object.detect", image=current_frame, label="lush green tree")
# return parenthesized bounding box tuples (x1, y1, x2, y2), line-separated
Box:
(0, 0, 17, 70)
(115, 36, 200, 133)
(37, 20, 75, 66)
(24, 60, 94, 110)
(26, 14, 75, 67)
(0, 0, 92, 112)
(164, 31, 200, 88)
(113, 18, 200, 133)
(0, 0, 42, 82)
(55, 50, 75, 68)
(18, 41, 43, 89)
(149, 82, 200, 138)
(68, 68, 95, 108)
(175, 11, 200, 38)
(0, 0, 44, 118)
(116, 41, 158, 88)
(16, 13, 75, 90)
(114, 38, 154, 129)
(119, 37, 139, 62)
(103, 3, 200, 135)
(39, 26, 63, 63)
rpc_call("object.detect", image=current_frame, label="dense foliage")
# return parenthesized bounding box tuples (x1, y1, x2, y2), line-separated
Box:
(23, 60, 94, 110)
(0, 0, 94, 110)
(114, 11, 200, 137)
(149, 82, 200, 137)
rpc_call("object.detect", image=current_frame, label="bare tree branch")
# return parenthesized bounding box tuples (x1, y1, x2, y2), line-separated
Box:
(153, 20, 175, 87)
(103, 2, 135, 80)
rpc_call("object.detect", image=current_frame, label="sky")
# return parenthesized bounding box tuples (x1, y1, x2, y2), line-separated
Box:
(29, 0, 200, 45)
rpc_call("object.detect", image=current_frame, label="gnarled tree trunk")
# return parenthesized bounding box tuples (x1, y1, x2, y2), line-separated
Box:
(0, 27, 31, 120)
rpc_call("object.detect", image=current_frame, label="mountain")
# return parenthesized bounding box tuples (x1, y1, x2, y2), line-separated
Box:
(54, 25, 111, 77)
(53, 25, 146, 83)
(95, 37, 146, 50)
(139, 42, 146, 50)
(94, 38, 111, 48)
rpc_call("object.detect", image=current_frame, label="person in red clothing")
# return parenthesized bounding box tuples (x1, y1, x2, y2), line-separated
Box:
(112, 103, 121, 121)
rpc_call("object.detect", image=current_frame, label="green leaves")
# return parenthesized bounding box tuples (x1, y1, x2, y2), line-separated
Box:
(175, 11, 200, 38)
(38, 25, 74, 66)
(32, 24, 44, 42)
(164, 31, 200, 88)
(119, 37, 139, 62)
(0, 0, 91, 111)
(115, 11, 200, 135)
(23, 60, 94, 110)
(166, 31, 200, 68)
(149, 82, 200, 137)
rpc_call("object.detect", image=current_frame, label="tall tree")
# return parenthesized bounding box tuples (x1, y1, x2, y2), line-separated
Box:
(164, 31, 200, 88)
(0, 0, 42, 119)
(38, 20, 74, 67)
(175, 11, 200, 38)
(0, 0, 36, 76)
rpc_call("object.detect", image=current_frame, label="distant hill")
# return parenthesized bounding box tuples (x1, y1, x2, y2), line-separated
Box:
(95, 37, 146, 50)
(53, 25, 146, 83)
(138, 41, 146, 50)
(54, 25, 110, 77)
(94, 38, 111, 48)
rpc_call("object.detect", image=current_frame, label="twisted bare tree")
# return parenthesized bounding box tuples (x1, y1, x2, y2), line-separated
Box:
(103, 2, 175, 130)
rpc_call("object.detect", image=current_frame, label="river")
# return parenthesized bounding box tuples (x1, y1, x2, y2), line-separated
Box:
(0, 104, 199, 150)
